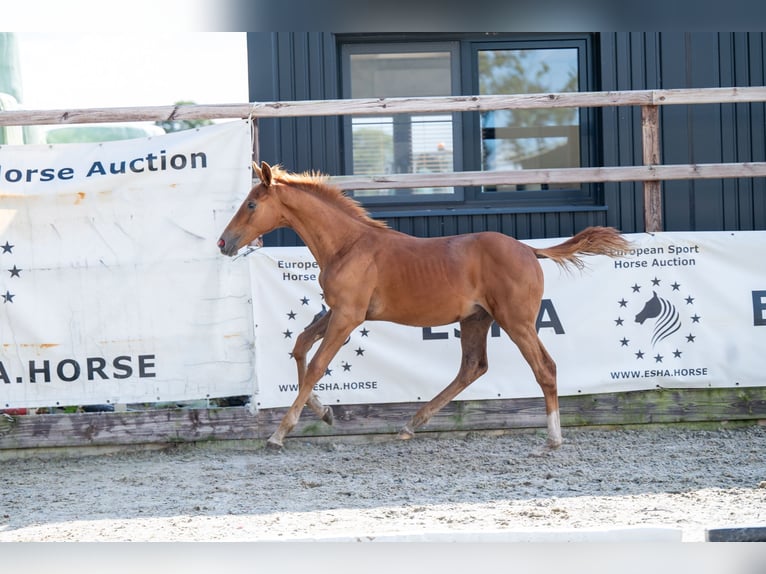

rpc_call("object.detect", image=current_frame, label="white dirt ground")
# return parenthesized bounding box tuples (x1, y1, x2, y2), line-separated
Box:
(1, 424, 764, 543)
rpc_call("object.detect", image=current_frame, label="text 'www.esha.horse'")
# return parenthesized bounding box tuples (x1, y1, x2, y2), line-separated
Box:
(218, 162, 631, 450)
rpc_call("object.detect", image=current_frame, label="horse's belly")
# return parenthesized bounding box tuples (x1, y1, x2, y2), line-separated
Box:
(367, 292, 479, 327)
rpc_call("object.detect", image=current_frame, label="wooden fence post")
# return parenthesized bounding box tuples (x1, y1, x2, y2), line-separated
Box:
(251, 117, 259, 164)
(642, 104, 662, 232)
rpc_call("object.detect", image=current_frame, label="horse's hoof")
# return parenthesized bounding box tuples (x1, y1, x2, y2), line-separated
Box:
(322, 407, 334, 426)
(546, 437, 563, 450)
(397, 426, 414, 440)
(266, 437, 283, 451)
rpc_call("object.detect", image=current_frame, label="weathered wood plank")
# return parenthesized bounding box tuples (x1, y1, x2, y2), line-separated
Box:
(329, 162, 766, 191)
(1, 387, 764, 451)
(1, 87, 764, 126)
(642, 105, 663, 232)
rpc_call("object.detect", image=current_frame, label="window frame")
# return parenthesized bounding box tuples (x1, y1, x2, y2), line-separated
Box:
(338, 33, 600, 212)
(340, 41, 465, 205)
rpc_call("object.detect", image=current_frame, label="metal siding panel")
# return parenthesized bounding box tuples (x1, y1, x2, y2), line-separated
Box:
(510, 214, 528, 239)
(247, 33, 280, 166)
(470, 214, 484, 235)
(312, 32, 343, 175)
(719, 33, 740, 230)
(286, 33, 317, 172)
(443, 215, 458, 237)
(428, 216, 443, 237)
(558, 213, 575, 237)
(599, 35, 633, 232)
(456, 216, 472, 235)
(499, 213, 514, 237)
(395, 218, 413, 236)
(689, 33, 725, 231)
(574, 211, 604, 231)
(529, 214, 545, 238)
(659, 33, 694, 231)
(747, 33, 766, 229)
(731, 34, 753, 230)
(274, 34, 297, 169)
(602, 33, 644, 233)
(412, 217, 428, 238)
(253, 32, 766, 246)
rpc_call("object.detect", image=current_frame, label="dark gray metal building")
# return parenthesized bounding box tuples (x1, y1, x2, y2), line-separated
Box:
(247, 33, 766, 245)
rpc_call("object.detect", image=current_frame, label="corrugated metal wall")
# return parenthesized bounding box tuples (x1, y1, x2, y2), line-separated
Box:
(600, 32, 766, 233)
(248, 32, 766, 245)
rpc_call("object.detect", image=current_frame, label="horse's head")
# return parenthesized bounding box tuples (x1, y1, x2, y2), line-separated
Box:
(218, 161, 284, 256)
(635, 291, 661, 324)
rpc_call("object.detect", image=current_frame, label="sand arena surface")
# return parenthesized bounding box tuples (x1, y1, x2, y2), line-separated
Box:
(1, 425, 764, 542)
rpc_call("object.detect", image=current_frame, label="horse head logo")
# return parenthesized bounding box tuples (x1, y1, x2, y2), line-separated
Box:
(635, 291, 682, 346)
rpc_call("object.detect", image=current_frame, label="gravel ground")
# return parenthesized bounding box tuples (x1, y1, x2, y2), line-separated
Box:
(1, 424, 764, 542)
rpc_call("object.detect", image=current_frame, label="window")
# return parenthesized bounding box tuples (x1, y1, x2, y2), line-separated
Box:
(341, 35, 595, 209)
(478, 47, 580, 192)
(342, 44, 461, 201)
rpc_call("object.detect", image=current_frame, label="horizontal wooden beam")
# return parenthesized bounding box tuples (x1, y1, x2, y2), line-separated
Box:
(329, 162, 766, 190)
(1, 87, 765, 126)
(1, 387, 764, 453)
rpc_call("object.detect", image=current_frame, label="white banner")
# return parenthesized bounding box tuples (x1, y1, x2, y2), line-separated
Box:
(1, 121, 254, 408)
(249, 232, 766, 408)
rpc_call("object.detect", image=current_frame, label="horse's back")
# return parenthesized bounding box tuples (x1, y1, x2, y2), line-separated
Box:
(361, 229, 544, 326)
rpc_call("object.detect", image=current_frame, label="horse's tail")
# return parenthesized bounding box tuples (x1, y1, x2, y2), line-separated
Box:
(532, 226, 631, 271)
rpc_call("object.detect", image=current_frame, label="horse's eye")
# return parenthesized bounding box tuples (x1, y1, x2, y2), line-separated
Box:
(247, 201, 256, 209)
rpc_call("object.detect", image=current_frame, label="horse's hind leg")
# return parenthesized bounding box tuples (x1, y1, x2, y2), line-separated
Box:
(502, 323, 562, 448)
(291, 310, 334, 426)
(398, 308, 493, 440)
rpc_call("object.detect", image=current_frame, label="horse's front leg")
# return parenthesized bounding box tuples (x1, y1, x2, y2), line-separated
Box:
(292, 310, 334, 426)
(267, 312, 360, 450)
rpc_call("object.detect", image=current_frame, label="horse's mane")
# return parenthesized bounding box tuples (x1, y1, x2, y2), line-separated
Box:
(269, 165, 388, 230)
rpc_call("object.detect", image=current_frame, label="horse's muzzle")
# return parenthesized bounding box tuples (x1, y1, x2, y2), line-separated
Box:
(218, 235, 263, 257)
(217, 236, 239, 257)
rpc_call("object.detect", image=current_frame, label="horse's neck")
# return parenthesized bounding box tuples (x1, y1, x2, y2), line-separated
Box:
(279, 185, 367, 266)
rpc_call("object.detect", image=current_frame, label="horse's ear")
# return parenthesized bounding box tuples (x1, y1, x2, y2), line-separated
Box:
(260, 161, 273, 187)
(252, 161, 262, 182)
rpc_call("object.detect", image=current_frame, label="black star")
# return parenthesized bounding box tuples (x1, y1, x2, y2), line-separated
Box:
(2, 290, 14, 303)
(654, 353, 664, 363)
(685, 295, 695, 305)
(635, 350, 645, 359)
(620, 337, 629, 347)
(651, 277, 661, 286)
(614, 317, 624, 326)
(342, 361, 351, 372)
(282, 329, 293, 338)
(1, 241, 13, 254)
(300, 296, 310, 306)
(673, 349, 682, 358)
(618, 298, 628, 308)
(8, 265, 21, 278)
(286, 310, 296, 320)
(691, 314, 701, 323)
(355, 347, 365, 356)
(631, 283, 641, 293)
(359, 327, 370, 337)
(324, 367, 333, 377)
(686, 333, 696, 343)
(671, 282, 681, 291)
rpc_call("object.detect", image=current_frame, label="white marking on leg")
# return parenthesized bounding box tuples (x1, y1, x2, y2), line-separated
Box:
(547, 410, 562, 448)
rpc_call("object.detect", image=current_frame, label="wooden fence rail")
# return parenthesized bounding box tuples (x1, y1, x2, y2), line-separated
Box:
(1, 86, 765, 125)
(1, 86, 765, 453)
(2, 85, 765, 232)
